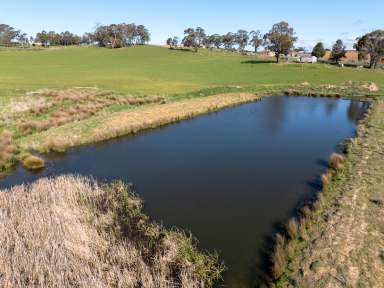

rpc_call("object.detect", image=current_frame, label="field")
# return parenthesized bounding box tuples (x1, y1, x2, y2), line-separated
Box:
(1, 45, 384, 98)
(1, 45, 384, 287)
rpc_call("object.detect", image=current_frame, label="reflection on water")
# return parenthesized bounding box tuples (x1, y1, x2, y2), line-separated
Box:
(0, 96, 366, 287)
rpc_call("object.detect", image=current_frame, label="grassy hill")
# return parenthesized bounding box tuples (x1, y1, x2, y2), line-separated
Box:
(1, 45, 383, 97)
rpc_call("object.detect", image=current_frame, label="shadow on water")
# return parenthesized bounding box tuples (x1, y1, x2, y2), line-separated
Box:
(0, 96, 368, 287)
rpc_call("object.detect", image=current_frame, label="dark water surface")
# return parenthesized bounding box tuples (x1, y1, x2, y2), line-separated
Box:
(0, 96, 367, 287)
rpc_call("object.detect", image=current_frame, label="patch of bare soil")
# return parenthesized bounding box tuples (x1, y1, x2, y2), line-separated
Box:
(289, 100, 384, 287)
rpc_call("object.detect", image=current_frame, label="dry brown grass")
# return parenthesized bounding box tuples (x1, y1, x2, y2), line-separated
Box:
(0, 130, 16, 171)
(329, 153, 344, 170)
(286, 218, 299, 240)
(0, 175, 222, 287)
(17, 89, 166, 135)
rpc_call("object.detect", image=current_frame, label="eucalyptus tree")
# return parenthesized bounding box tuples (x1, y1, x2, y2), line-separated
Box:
(182, 28, 199, 51)
(211, 34, 223, 49)
(92, 23, 150, 48)
(222, 32, 236, 50)
(235, 29, 249, 52)
(249, 30, 263, 52)
(0, 24, 20, 45)
(17, 33, 29, 47)
(195, 27, 206, 47)
(263, 21, 297, 62)
(166, 36, 179, 49)
(355, 30, 384, 69)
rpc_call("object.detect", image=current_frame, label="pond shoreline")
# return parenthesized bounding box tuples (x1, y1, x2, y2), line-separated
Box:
(0, 84, 383, 287)
(271, 99, 384, 287)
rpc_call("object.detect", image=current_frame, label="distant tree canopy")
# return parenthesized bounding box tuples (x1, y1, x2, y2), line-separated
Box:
(331, 39, 346, 63)
(181, 27, 206, 51)
(312, 42, 326, 58)
(173, 28, 264, 53)
(92, 23, 150, 48)
(0, 24, 21, 45)
(35, 30, 81, 46)
(166, 36, 179, 49)
(263, 21, 297, 63)
(355, 30, 384, 69)
(235, 30, 249, 52)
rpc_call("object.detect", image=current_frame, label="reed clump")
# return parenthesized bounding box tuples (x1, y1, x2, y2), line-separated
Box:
(0, 175, 223, 287)
(329, 153, 344, 171)
(0, 130, 17, 171)
(22, 154, 45, 170)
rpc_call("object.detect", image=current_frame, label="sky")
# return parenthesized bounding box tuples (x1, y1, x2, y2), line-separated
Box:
(1, 0, 383, 50)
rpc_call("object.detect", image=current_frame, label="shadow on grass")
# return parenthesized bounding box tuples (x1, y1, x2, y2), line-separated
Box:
(241, 60, 276, 64)
(169, 48, 196, 53)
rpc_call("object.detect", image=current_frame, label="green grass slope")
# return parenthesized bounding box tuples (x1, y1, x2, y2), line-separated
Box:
(1, 45, 383, 97)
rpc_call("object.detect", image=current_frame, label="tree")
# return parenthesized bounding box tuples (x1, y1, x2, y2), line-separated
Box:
(263, 21, 297, 63)
(212, 34, 223, 49)
(235, 30, 249, 52)
(249, 30, 263, 53)
(182, 28, 199, 51)
(331, 39, 346, 63)
(91, 23, 150, 48)
(135, 25, 150, 44)
(222, 32, 236, 50)
(166, 36, 178, 49)
(195, 27, 206, 48)
(312, 42, 326, 58)
(35, 30, 49, 46)
(355, 30, 384, 69)
(17, 33, 29, 47)
(0, 24, 20, 45)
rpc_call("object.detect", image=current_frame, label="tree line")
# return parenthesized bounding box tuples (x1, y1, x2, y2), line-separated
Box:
(0, 21, 382, 69)
(0, 22, 150, 48)
(167, 28, 264, 53)
(167, 22, 383, 68)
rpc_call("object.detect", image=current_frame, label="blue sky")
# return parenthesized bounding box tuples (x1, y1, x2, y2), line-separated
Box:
(1, 0, 383, 49)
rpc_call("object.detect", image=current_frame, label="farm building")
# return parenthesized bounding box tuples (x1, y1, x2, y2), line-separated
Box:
(300, 55, 317, 63)
(323, 50, 384, 65)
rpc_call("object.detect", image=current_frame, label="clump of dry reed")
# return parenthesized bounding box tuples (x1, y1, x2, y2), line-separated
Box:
(0, 130, 17, 171)
(0, 175, 223, 287)
(329, 153, 344, 171)
(22, 154, 45, 170)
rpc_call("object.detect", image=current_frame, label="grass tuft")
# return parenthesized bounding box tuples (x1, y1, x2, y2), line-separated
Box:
(329, 153, 344, 171)
(287, 218, 299, 240)
(22, 154, 45, 170)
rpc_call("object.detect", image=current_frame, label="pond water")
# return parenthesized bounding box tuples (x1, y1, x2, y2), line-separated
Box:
(0, 96, 368, 287)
